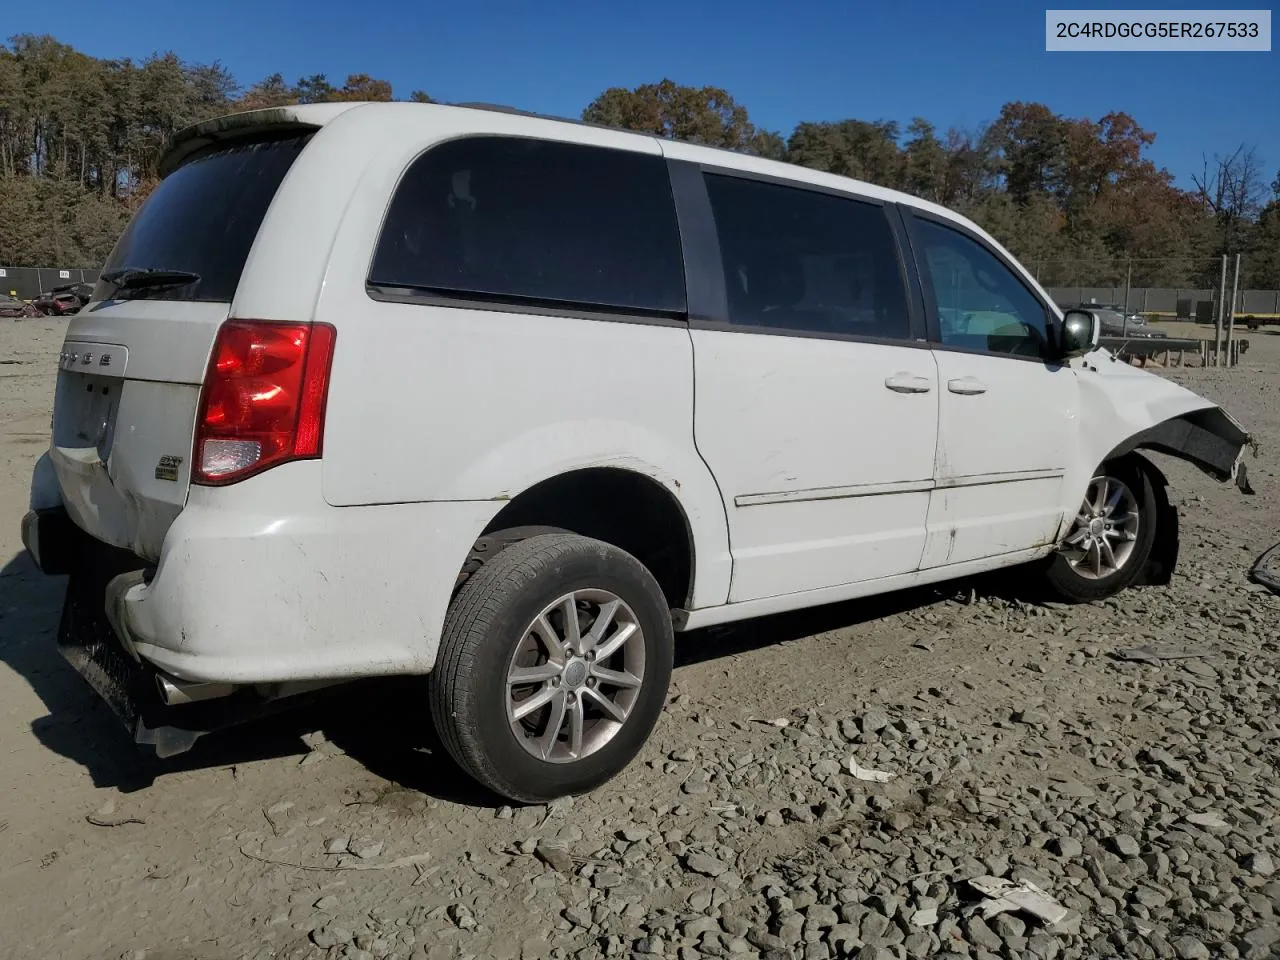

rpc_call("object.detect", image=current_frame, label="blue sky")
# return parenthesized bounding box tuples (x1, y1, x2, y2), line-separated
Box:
(9, 0, 1278, 189)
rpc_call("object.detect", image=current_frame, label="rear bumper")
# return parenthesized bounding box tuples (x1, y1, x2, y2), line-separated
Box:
(22, 451, 83, 575)
(23, 507, 340, 756)
(26, 456, 500, 690)
(21, 506, 85, 575)
(111, 461, 500, 685)
(57, 546, 330, 757)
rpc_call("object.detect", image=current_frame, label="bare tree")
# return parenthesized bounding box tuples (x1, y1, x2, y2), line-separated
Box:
(1193, 144, 1268, 254)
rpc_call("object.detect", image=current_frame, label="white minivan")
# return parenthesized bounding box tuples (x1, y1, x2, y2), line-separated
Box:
(21, 101, 1252, 803)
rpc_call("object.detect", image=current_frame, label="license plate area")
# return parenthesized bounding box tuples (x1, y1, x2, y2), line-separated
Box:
(53, 372, 123, 464)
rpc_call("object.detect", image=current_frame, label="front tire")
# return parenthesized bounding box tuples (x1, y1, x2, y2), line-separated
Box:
(429, 533, 674, 803)
(1044, 456, 1159, 603)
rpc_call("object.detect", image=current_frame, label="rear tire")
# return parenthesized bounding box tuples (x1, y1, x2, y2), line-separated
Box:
(1044, 456, 1159, 603)
(429, 533, 673, 803)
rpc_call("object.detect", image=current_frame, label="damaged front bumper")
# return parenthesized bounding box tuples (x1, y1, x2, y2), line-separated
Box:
(1110, 405, 1257, 494)
(1187, 405, 1257, 494)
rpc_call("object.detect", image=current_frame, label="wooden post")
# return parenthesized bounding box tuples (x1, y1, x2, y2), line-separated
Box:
(1122, 262, 1132, 337)
(1215, 254, 1227, 367)
(1226, 253, 1241, 367)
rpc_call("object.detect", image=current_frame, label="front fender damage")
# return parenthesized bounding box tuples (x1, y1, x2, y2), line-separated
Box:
(1068, 358, 1255, 585)
(1105, 406, 1256, 495)
(1089, 402, 1255, 588)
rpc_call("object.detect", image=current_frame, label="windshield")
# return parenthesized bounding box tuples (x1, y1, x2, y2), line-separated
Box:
(95, 131, 314, 303)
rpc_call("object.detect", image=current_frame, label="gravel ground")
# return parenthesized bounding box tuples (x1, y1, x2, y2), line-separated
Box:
(0, 319, 1277, 960)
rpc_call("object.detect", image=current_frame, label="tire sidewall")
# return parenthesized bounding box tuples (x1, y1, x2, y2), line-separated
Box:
(458, 540, 673, 800)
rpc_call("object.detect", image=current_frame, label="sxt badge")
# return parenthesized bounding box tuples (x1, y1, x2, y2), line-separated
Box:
(154, 455, 184, 482)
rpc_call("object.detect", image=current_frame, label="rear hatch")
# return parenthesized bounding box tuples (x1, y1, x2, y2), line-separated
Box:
(49, 129, 316, 560)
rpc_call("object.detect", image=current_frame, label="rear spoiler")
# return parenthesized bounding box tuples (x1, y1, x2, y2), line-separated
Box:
(158, 102, 366, 177)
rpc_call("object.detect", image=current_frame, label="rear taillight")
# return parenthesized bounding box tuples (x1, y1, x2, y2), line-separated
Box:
(193, 320, 336, 485)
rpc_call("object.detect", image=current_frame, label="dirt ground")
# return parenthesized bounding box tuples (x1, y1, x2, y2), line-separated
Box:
(1, 318, 1277, 960)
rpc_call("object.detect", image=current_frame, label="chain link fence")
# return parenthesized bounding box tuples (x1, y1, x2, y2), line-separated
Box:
(1043, 286, 1280, 319)
(1027, 255, 1278, 323)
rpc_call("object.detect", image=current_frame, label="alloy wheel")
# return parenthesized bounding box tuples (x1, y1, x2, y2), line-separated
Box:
(505, 589, 646, 763)
(1060, 475, 1141, 579)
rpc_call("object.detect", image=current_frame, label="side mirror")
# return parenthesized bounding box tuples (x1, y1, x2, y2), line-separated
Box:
(1060, 309, 1100, 360)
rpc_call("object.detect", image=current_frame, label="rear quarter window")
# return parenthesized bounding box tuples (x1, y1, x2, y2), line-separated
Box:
(96, 132, 314, 303)
(368, 136, 687, 316)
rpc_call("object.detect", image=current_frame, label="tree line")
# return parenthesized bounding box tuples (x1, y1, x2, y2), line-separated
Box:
(2, 35, 1277, 288)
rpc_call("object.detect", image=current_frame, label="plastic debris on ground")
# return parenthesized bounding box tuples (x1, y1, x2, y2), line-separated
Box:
(846, 757, 896, 782)
(1114, 642, 1216, 663)
(967, 875, 1070, 926)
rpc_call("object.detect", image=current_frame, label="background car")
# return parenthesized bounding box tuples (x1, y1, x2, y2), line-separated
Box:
(1095, 303, 1146, 327)
(59, 281, 95, 305)
(1067, 304, 1165, 338)
(0, 293, 40, 319)
(32, 290, 82, 316)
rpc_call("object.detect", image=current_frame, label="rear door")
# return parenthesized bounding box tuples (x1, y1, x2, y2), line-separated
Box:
(674, 164, 939, 603)
(48, 131, 315, 560)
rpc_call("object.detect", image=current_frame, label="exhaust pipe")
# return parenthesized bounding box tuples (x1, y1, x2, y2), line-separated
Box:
(155, 673, 235, 706)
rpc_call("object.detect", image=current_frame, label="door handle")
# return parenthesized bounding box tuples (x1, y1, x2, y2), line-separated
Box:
(947, 376, 988, 395)
(884, 373, 933, 394)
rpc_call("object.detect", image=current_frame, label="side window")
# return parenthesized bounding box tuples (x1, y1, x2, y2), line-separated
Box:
(702, 173, 911, 340)
(914, 218, 1049, 358)
(369, 137, 686, 315)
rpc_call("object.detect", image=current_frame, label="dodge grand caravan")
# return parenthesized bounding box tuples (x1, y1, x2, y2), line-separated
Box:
(21, 101, 1253, 803)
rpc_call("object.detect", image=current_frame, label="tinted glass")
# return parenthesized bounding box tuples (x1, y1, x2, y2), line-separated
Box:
(915, 219, 1049, 358)
(370, 137, 686, 315)
(97, 133, 314, 302)
(702, 174, 911, 339)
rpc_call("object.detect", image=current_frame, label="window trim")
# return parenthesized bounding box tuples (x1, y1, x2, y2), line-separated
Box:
(670, 161, 929, 348)
(899, 206, 1064, 364)
(365, 284, 689, 327)
(667, 159, 729, 326)
(887, 202, 931, 345)
(363, 133, 690, 323)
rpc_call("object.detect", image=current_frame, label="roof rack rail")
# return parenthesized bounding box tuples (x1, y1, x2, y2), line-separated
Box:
(453, 101, 563, 121)
(447, 100, 678, 147)
(440, 99, 792, 176)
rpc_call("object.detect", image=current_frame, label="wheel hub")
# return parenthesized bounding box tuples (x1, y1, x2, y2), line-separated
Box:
(1088, 517, 1106, 538)
(562, 658, 589, 689)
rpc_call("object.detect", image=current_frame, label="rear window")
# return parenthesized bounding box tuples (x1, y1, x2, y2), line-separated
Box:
(95, 132, 314, 302)
(368, 136, 686, 316)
